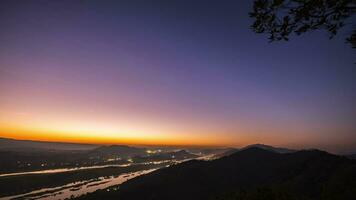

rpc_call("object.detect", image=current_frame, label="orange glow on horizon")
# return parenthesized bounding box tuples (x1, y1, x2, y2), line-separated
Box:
(0, 110, 253, 147)
(1, 120, 356, 153)
(0, 125, 240, 147)
(1, 108, 355, 151)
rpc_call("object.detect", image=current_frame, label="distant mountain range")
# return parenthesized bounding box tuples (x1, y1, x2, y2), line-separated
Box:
(241, 143, 295, 153)
(216, 143, 294, 158)
(134, 150, 199, 162)
(0, 137, 98, 151)
(77, 147, 356, 200)
(0, 138, 199, 174)
(88, 145, 147, 159)
(347, 154, 356, 159)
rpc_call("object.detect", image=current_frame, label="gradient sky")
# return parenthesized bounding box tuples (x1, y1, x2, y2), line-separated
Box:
(0, 0, 355, 153)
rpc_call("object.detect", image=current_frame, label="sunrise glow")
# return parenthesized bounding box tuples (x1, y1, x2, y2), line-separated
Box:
(0, 0, 355, 153)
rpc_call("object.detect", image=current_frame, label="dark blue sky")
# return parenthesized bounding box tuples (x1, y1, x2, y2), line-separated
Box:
(0, 0, 355, 153)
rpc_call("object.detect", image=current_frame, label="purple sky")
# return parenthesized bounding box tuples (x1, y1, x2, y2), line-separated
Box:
(0, 0, 355, 153)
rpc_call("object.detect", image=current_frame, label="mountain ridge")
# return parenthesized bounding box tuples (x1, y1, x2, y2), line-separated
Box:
(76, 146, 356, 200)
(0, 137, 98, 151)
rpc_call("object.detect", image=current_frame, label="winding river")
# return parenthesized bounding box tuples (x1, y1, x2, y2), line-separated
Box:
(0, 168, 156, 200)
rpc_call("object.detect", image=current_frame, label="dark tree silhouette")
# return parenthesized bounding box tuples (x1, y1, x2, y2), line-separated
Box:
(250, 0, 356, 48)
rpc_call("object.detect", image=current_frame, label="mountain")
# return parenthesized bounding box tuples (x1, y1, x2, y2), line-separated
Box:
(0, 138, 227, 175)
(216, 144, 293, 158)
(0, 141, 146, 174)
(133, 150, 199, 162)
(0, 138, 102, 173)
(89, 145, 146, 159)
(77, 147, 356, 200)
(346, 154, 356, 159)
(187, 148, 236, 156)
(0, 138, 199, 174)
(241, 143, 295, 153)
(0, 137, 98, 152)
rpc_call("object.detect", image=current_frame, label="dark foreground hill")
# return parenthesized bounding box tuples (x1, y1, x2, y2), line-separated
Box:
(77, 147, 356, 200)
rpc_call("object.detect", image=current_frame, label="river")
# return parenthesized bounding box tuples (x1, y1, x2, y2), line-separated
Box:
(0, 168, 157, 200)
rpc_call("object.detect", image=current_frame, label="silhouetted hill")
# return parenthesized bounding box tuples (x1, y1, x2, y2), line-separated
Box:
(89, 145, 146, 159)
(241, 143, 295, 153)
(77, 147, 356, 200)
(0, 139, 200, 174)
(217, 144, 293, 158)
(133, 150, 199, 162)
(171, 150, 199, 159)
(187, 148, 237, 156)
(347, 154, 356, 159)
(0, 137, 98, 151)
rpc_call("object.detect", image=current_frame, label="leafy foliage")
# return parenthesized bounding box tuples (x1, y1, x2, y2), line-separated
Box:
(250, 0, 356, 47)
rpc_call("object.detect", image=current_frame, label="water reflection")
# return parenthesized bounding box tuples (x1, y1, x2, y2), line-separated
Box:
(0, 164, 132, 178)
(0, 160, 174, 178)
(0, 169, 156, 200)
(0, 156, 209, 200)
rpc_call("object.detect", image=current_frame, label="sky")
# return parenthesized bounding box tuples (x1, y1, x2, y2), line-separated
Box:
(0, 0, 355, 153)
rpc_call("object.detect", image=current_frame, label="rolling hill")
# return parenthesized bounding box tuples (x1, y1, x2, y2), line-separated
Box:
(77, 147, 356, 200)
(0, 137, 98, 151)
